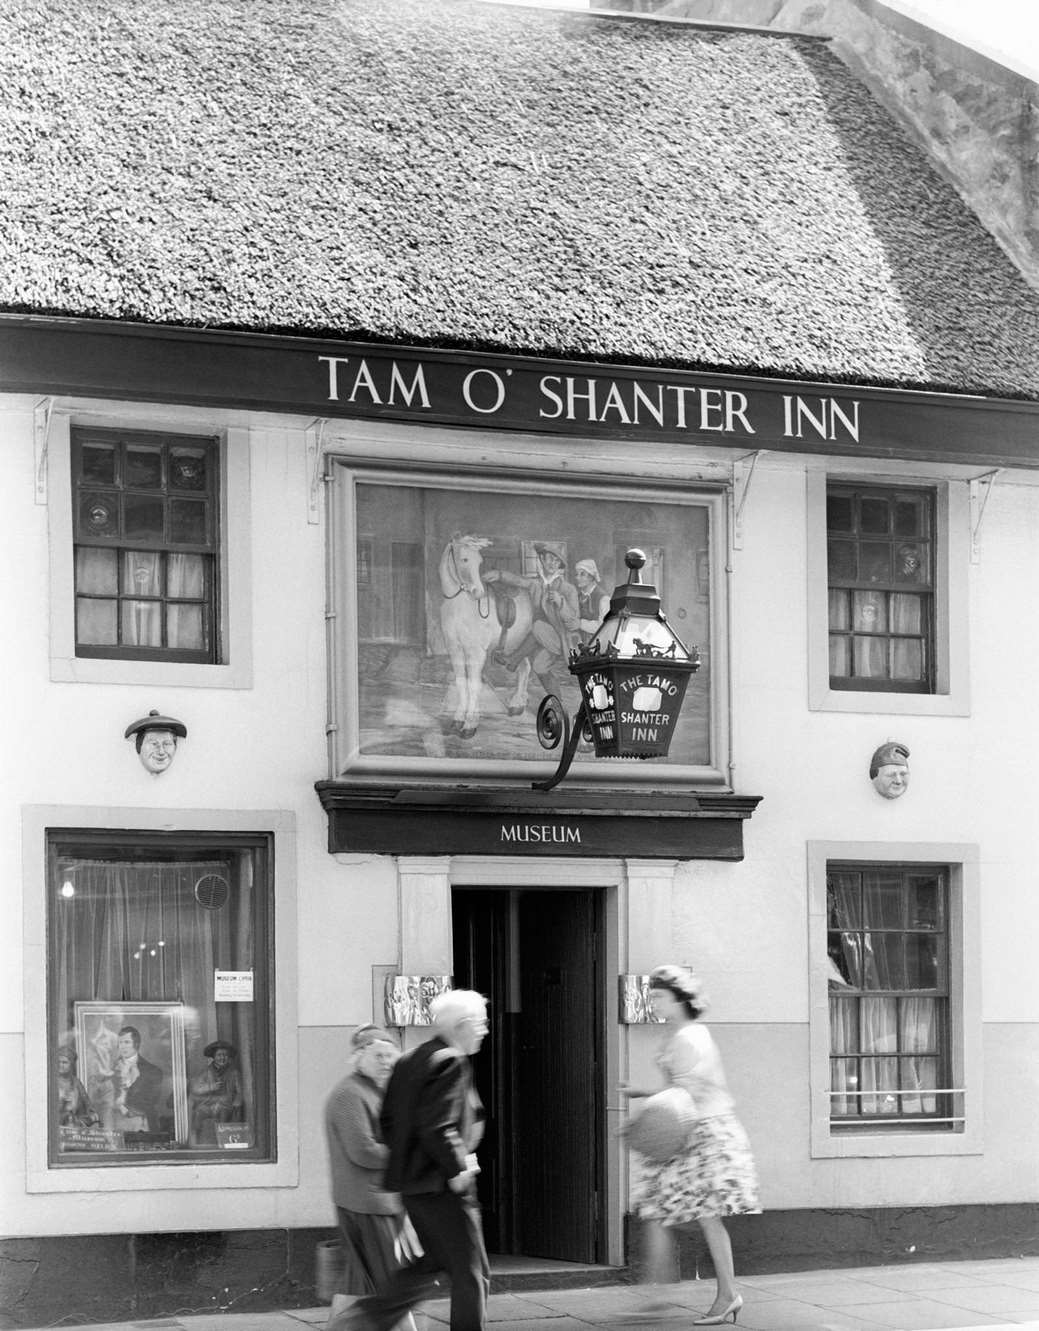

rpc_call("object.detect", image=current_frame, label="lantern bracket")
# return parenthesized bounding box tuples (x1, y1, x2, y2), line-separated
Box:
(532, 695, 591, 792)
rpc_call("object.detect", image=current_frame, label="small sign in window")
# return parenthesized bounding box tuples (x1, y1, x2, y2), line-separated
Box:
(214, 969, 254, 1002)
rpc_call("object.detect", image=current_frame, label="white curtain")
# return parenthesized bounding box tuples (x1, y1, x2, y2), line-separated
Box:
(167, 553, 205, 649)
(75, 551, 206, 650)
(828, 872, 940, 1119)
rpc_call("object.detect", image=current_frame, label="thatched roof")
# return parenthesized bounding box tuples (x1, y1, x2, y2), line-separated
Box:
(2, 0, 1039, 398)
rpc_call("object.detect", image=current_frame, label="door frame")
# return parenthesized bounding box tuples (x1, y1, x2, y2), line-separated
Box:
(395, 853, 681, 1269)
(452, 882, 606, 1261)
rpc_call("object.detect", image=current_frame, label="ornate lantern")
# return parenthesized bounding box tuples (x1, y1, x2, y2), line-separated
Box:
(534, 549, 701, 790)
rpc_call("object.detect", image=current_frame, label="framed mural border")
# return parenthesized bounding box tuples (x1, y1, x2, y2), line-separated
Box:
(326, 462, 731, 789)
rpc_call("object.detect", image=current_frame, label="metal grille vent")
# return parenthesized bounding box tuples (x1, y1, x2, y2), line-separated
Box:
(194, 873, 230, 910)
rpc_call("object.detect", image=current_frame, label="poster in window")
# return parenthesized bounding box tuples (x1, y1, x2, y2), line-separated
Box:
(332, 470, 726, 785)
(69, 1001, 188, 1152)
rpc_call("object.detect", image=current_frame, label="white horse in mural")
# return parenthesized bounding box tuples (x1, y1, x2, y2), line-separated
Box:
(438, 533, 534, 738)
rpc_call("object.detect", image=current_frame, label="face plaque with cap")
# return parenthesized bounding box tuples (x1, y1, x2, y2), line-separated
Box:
(124, 709, 187, 775)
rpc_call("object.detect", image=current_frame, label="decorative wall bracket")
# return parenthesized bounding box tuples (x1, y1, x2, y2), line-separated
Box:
(305, 418, 328, 525)
(970, 469, 1002, 564)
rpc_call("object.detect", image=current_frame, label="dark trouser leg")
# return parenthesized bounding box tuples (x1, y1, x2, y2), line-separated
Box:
(327, 1249, 439, 1331)
(331, 1191, 487, 1331)
(405, 1191, 489, 1331)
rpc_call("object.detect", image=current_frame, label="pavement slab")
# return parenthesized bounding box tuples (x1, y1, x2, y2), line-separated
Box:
(23, 1257, 1039, 1331)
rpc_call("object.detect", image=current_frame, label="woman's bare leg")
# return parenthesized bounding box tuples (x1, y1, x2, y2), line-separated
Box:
(699, 1216, 738, 1309)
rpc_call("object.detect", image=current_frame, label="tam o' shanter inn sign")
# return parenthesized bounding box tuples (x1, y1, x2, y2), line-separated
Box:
(4, 316, 1039, 468)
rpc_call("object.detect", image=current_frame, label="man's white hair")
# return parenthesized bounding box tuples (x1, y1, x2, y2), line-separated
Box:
(429, 989, 486, 1028)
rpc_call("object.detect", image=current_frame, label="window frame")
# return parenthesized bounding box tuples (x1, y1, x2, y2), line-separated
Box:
(825, 483, 936, 694)
(71, 425, 221, 664)
(806, 470, 970, 716)
(808, 840, 982, 1159)
(23, 805, 298, 1194)
(46, 406, 253, 689)
(826, 861, 951, 1131)
(45, 827, 275, 1169)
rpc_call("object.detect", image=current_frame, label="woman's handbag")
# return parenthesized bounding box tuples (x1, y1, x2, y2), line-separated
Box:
(625, 1087, 695, 1163)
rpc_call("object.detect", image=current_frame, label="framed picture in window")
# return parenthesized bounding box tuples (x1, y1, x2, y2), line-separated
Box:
(71, 1001, 189, 1153)
(328, 466, 729, 787)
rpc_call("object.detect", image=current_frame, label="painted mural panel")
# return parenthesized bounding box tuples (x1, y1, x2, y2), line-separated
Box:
(335, 472, 720, 782)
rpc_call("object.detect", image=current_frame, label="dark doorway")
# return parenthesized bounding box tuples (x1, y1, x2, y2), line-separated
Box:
(452, 887, 604, 1263)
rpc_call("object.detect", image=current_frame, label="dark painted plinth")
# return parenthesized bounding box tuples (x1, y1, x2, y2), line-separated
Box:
(626, 1205, 1039, 1281)
(0, 1228, 330, 1331)
(7, 1208, 1039, 1329)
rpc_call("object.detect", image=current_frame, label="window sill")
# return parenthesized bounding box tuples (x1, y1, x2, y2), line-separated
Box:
(807, 686, 969, 717)
(27, 1157, 295, 1193)
(49, 654, 252, 689)
(812, 1127, 982, 1159)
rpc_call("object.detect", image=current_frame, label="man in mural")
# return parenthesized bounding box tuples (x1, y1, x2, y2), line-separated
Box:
(574, 558, 610, 643)
(486, 541, 579, 696)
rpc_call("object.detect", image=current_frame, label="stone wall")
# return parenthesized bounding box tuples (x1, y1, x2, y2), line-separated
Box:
(600, 0, 1039, 292)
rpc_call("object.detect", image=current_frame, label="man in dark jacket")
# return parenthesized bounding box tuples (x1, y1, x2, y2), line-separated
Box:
(329, 989, 490, 1331)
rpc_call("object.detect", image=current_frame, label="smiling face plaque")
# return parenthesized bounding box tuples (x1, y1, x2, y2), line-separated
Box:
(125, 710, 187, 776)
(869, 741, 910, 800)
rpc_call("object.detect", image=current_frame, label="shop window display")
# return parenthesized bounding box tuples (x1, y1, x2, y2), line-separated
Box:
(47, 832, 272, 1164)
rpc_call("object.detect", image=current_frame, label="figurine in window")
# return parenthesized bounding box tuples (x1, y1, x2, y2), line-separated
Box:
(56, 1047, 99, 1127)
(188, 1040, 244, 1145)
(124, 709, 187, 776)
(869, 742, 910, 800)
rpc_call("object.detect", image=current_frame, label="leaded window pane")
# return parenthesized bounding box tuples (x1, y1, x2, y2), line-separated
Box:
(168, 603, 205, 651)
(125, 447, 163, 488)
(170, 499, 207, 544)
(124, 494, 165, 541)
(77, 547, 118, 595)
(76, 598, 117, 644)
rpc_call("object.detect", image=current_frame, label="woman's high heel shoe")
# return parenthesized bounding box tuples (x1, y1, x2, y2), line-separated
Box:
(692, 1293, 743, 1324)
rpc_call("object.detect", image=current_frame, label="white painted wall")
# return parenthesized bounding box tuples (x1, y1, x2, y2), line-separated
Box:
(5, 391, 1039, 1239)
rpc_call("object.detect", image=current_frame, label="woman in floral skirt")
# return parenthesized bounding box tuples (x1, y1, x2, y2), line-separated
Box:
(622, 965, 760, 1326)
